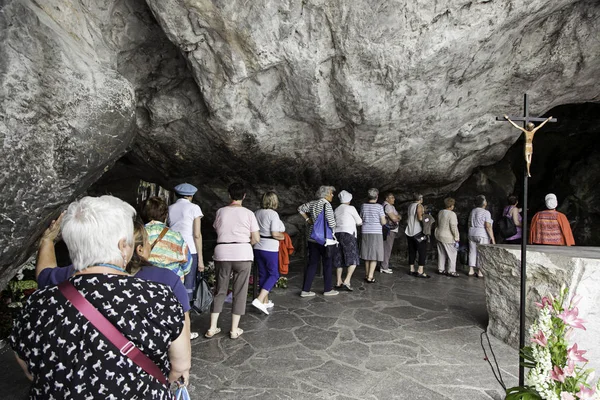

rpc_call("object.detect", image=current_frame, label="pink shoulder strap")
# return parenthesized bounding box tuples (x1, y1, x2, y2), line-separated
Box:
(58, 280, 168, 386)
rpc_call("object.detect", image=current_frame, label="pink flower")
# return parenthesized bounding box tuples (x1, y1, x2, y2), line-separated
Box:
(576, 385, 596, 399)
(535, 295, 554, 309)
(561, 393, 576, 400)
(568, 343, 589, 363)
(558, 308, 587, 330)
(531, 330, 548, 347)
(569, 294, 582, 309)
(551, 366, 567, 383)
(564, 360, 576, 377)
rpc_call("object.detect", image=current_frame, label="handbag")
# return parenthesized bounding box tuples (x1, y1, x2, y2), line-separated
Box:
(309, 205, 334, 245)
(382, 225, 391, 241)
(411, 204, 427, 243)
(192, 272, 213, 314)
(57, 281, 168, 386)
(174, 386, 191, 400)
(413, 232, 427, 243)
(498, 207, 518, 238)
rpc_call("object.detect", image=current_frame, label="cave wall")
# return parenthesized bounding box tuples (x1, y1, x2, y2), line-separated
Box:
(0, 0, 136, 289)
(2, 0, 600, 285)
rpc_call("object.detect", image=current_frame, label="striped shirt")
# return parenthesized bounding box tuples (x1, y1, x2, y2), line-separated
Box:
(360, 203, 385, 234)
(146, 221, 192, 280)
(468, 207, 493, 238)
(298, 198, 336, 242)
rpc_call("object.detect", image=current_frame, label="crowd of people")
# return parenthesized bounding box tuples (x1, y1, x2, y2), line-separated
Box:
(9, 181, 576, 398)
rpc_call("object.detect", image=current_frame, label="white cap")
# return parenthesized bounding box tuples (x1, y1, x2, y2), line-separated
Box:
(545, 193, 558, 210)
(338, 190, 353, 203)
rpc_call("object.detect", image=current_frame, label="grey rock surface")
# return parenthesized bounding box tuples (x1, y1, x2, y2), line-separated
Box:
(480, 244, 600, 373)
(2, 0, 600, 284)
(142, 0, 600, 192)
(0, 0, 136, 287)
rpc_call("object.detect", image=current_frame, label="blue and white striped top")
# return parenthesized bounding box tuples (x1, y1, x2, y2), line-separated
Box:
(360, 203, 385, 234)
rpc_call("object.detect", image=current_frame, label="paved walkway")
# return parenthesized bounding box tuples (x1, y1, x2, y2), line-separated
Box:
(0, 259, 518, 399)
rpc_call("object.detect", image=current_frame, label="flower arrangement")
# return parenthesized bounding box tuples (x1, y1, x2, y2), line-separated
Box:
(506, 287, 600, 400)
(275, 277, 288, 289)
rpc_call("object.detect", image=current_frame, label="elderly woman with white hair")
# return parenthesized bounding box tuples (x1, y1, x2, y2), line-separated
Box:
(530, 193, 575, 246)
(333, 190, 362, 291)
(10, 196, 191, 399)
(360, 188, 386, 283)
(467, 194, 496, 277)
(298, 185, 338, 297)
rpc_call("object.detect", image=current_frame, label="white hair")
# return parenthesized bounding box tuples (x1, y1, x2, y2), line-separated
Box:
(61, 195, 136, 271)
(316, 185, 335, 199)
(367, 188, 379, 200)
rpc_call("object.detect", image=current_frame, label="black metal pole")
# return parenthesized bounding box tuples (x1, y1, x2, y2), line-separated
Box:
(518, 94, 529, 386)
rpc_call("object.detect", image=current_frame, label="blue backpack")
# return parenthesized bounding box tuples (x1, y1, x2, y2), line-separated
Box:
(310, 209, 333, 245)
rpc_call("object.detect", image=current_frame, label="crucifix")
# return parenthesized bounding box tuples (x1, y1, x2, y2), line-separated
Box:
(495, 93, 557, 386)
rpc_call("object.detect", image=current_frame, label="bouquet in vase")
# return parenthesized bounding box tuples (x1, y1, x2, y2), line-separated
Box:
(507, 287, 600, 399)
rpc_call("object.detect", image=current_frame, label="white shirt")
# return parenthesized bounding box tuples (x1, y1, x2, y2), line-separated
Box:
(168, 198, 203, 254)
(405, 202, 423, 236)
(334, 204, 362, 237)
(253, 209, 285, 252)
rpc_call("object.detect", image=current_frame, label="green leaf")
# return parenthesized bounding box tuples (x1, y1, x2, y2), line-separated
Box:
(506, 386, 543, 400)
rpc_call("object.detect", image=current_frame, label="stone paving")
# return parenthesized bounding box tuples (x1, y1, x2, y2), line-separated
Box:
(0, 259, 518, 399)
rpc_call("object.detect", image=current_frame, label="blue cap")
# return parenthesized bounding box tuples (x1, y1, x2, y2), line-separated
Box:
(174, 183, 197, 196)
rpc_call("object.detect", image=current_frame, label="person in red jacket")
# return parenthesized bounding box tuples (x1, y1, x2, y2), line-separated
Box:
(530, 193, 575, 246)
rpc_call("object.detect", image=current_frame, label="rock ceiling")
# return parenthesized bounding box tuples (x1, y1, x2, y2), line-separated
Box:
(0, 0, 599, 284)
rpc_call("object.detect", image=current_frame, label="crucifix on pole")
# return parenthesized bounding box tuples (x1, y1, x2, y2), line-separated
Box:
(495, 93, 557, 386)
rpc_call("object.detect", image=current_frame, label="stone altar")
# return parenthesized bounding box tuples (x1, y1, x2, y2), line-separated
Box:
(479, 244, 600, 373)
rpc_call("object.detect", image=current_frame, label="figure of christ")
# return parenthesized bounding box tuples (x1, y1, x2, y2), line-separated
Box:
(504, 115, 553, 177)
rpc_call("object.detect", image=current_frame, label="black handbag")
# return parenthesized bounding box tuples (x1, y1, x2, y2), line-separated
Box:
(192, 272, 213, 314)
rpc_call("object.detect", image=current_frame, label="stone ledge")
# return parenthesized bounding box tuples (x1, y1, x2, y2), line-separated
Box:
(480, 244, 600, 372)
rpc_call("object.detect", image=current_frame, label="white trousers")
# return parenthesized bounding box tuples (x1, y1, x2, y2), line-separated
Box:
(468, 236, 489, 268)
(437, 242, 457, 273)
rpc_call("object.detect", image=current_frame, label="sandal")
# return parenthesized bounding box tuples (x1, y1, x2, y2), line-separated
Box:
(447, 272, 460, 278)
(468, 273, 476, 277)
(415, 273, 431, 279)
(408, 271, 418, 277)
(204, 327, 221, 338)
(436, 270, 446, 275)
(366, 278, 376, 283)
(230, 328, 244, 339)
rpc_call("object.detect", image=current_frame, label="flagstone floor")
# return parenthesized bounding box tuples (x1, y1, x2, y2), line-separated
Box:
(0, 258, 519, 399)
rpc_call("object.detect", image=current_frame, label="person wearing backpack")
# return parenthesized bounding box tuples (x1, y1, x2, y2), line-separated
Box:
(502, 195, 522, 244)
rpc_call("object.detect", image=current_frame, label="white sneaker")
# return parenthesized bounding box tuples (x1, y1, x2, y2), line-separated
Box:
(190, 332, 199, 340)
(265, 301, 274, 309)
(300, 291, 316, 297)
(252, 298, 269, 315)
(324, 290, 339, 296)
(380, 268, 393, 274)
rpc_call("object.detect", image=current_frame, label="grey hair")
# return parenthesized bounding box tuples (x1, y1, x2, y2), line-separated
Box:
(475, 194, 487, 208)
(413, 192, 423, 201)
(367, 188, 379, 200)
(62, 195, 136, 272)
(316, 185, 335, 199)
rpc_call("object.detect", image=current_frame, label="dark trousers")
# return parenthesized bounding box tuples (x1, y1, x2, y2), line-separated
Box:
(184, 254, 198, 302)
(303, 241, 333, 292)
(406, 235, 427, 266)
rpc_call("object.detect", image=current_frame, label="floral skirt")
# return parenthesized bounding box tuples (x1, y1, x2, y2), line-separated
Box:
(333, 232, 360, 268)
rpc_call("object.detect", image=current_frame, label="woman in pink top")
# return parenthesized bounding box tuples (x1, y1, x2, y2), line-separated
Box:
(205, 183, 260, 340)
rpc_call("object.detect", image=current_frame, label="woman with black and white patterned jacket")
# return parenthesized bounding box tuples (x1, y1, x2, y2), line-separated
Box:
(10, 195, 191, 399)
